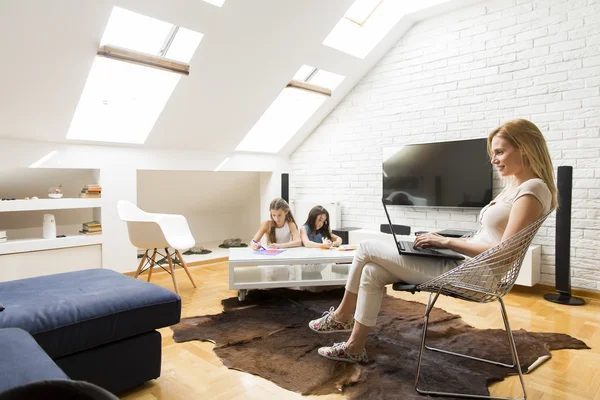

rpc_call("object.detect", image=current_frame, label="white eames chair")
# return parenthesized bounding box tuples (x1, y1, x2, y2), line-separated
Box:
(117, 200, 197, 294)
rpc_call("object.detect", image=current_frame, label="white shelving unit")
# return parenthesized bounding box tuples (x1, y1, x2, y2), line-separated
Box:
(0, 168, 105, 282)
(0, 198, 102, 212)
(0, 235, 103, 255)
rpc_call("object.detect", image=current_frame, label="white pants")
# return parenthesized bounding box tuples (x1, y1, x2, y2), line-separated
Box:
(346, 240, 460, 327)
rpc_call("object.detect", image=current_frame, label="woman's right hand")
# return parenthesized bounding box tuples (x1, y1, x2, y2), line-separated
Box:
(250, 241, 261, 250)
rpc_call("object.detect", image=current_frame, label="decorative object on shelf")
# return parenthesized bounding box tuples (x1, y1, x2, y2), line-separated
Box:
(1, 198, 17, 201)
(48, 185, 63, 199)
(43, 214, 57, 239)
(0, 230, 6, 243)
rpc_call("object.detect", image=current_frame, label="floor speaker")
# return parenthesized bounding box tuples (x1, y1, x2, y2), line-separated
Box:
(281, 173, 289, 203)
(544, 166, 585, 306)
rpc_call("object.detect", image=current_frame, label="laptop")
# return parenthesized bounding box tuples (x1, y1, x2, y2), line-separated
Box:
(381, 199, 465, 260)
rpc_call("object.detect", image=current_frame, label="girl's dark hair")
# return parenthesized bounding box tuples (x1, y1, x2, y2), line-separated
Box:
(267, 198, 296, 244)
(304, 205, 332, 240)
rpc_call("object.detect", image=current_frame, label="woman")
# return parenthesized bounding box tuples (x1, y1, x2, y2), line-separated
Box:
(309, 119, 558, 363)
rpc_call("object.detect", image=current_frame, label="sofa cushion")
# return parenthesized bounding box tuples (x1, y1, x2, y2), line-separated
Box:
(0, 269, 181, 358)
(0, 328, 69, 393)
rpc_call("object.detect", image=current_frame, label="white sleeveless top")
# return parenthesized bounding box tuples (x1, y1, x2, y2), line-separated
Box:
(470, 178, 552, 246)
(274, 221, 292, 243)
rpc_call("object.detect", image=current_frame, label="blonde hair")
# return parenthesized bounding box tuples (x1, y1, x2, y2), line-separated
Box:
(487, 119, 558, 209)
(267, 198, 296, 244)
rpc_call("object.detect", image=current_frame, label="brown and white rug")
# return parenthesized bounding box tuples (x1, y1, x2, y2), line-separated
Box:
(171, 288, 589, 399)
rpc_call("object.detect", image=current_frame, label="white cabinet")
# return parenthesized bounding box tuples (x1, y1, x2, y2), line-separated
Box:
(348, 229, 541, 287)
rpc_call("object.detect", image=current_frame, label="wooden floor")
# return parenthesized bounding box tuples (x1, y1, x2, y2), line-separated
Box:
(120, 261, 600, 400)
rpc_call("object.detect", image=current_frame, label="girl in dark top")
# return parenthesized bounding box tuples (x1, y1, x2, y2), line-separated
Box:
(300, 205, 342, 249)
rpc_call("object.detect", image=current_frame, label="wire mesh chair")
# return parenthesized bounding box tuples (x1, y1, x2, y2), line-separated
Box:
(393, 209, 554, 400)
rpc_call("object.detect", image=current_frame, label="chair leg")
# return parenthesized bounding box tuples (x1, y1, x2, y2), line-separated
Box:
(166, 248, 180, 295)
(414, 292, 527, 400)
(499, 297, 527, 399)
(175, 249, 197, 288)
(415, 291, 441, 391)
(147, 249, 157, 282)
(134, 250, 148, 278)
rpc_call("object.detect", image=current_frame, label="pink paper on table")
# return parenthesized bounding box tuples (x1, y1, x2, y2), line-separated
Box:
(254, 249, 284, 256)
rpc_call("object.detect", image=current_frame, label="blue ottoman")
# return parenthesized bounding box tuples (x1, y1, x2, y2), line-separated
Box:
(0, 269, 181, 393)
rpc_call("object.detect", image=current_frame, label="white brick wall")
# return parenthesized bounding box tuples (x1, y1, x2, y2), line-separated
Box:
(290, 0, 600, 290)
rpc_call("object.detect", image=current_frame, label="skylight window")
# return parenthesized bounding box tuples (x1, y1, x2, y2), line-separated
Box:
(236, 65, 345, 153)
(323, 0, 448, 59)
(203, 0, 226, 7)
(67, 7, 203, 144)
(344, 0, 382, 26)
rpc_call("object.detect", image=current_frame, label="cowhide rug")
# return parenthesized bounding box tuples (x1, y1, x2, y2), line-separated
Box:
(171, 288, 589, 399)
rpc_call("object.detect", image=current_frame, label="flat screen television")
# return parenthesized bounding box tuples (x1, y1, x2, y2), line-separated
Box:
(382, 138, 492, 208)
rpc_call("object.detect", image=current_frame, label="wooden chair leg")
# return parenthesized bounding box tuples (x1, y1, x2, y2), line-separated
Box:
(147, 248, 157, 282)
(175, 249, 197, 288)
(166, 248, 180, 295)
(134, 250, 148, 278)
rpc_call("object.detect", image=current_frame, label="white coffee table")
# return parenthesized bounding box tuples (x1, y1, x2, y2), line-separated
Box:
(228, 247, 356, 301)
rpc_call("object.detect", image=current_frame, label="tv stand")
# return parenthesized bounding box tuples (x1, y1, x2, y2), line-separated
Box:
(436, 229, 474, 238)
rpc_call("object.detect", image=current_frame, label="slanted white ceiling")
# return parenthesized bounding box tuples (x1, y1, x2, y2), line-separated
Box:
(0, 0, 482, 155)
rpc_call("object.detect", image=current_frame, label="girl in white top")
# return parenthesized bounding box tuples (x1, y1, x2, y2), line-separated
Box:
(250, 198, 302, 250)
(309, 119, 558, 364)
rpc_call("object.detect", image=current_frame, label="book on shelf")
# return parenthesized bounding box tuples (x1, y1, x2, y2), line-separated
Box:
(80, 184, 102, 198)
(84, 184, 102, 190)
(81, 221, 101, 235)
(80, 192, 101, 198)
(83, 221, 101, 227)
(79, 230, 102, 236)
(82, 227, 102, 233)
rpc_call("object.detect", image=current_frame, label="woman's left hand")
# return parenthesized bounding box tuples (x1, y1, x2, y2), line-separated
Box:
(413, 232, 449, 249)
(268, 243, 280, 249)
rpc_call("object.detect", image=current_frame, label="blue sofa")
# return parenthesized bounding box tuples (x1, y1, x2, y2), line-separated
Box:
(0, 269, 181, 394)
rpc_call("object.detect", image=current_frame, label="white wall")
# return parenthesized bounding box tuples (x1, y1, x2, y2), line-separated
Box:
(290, 0, 600, 290)
(137, 170, 261, 245)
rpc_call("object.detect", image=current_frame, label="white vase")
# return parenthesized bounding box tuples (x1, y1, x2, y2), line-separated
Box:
(43, 214, 56, 239)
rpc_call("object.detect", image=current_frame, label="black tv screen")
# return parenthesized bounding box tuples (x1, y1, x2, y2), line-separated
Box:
(383, 138, 492, 208)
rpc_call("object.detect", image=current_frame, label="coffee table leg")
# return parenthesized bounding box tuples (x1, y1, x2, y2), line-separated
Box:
(238, 289, 247, 302)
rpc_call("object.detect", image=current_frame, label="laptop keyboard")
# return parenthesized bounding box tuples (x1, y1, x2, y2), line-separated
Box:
(398, 241, 443, 255)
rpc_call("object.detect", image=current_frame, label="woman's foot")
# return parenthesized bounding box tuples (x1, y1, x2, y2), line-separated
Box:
(317, 342, 368, 364)
(309, 307, 354, 333)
